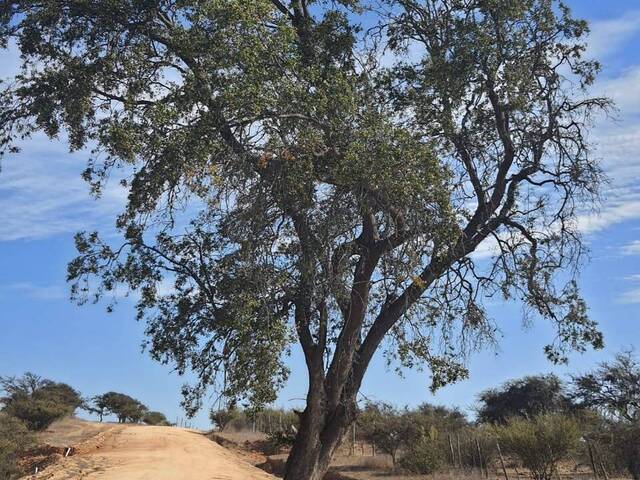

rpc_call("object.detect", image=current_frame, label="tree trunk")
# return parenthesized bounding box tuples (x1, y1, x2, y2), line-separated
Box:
(283, 401, 354, 480)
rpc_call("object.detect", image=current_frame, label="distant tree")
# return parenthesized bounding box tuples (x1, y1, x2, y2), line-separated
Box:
(495, 414, 581, 480)
(0, 1, 609, 478)
(0, 413, 35, 479)
(477, 375, 571, 424)
(572, 350, 640, 422)
(0, 373, 82, 431)
(143, 411, 169, 426)
(93, 392, 147, 423)
(416, 403, 468, 431)
(358, 403, 418, 466)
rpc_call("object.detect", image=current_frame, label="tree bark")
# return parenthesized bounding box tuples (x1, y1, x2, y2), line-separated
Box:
(284, 395, 356, 480)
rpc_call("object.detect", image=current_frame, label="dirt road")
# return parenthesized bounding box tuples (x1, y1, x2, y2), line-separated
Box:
(30, 424, 276, 480)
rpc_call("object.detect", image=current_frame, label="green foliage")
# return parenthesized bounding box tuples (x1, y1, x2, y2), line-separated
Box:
(495, 414, 581, 480)
(0, 413, 34, 479)
(265, 428, 297, 454)
(357, 403, 419, 465)
(398, 429, 442, 474)
(478, 374, 571, 424)
(572, 350, 640, 422)
(209, 407, 240, 432)
(0, 2, 610, 476)
(0, 373, 83, 431)
(92, 392, 147, 423)
(143, 411, 169, 426)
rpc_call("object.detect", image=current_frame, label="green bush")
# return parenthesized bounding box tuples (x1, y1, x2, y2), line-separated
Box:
(399, 429, 442, 474)
(1, 374, 83, 431)
(495, 414, 581, 480)
(0, 413, 34, 479)
(143, 411, 169, 426)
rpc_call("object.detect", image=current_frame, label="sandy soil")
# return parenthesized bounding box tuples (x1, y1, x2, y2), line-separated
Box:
(27, 424, 276, 480)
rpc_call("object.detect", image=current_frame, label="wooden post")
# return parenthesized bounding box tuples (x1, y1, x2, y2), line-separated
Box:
(496, 441, 509, 480)
(449, 434, 456, 467)
(586, 440, 599, 480)
(475, 438, 485, 477)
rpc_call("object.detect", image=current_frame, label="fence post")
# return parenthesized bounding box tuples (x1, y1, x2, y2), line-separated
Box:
(496, 441, 509, 480)
(587, 439, 599, 480)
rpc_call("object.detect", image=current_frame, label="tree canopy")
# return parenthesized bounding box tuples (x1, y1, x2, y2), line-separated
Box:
(0, 1, 609, 478)
(572, 351, 640, 423)
(0, 373, 83, 431)
(477, 374, 571, 424)
(91, 392, 148, 423)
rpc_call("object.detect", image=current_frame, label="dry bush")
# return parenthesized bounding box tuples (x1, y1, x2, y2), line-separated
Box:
(495, 414, 580, 480)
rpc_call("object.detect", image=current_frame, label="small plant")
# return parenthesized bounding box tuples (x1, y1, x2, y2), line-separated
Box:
(265, 428, 297, 454)
(495, 414, 581, 480)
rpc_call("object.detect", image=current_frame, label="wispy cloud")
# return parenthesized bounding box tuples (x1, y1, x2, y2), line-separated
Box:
(587, 11, 640, 59)
(621, 241, 640, 255)
(0, 133, 127, 241)
(0, 282, 67, 300)
(618, 273, 640, 304)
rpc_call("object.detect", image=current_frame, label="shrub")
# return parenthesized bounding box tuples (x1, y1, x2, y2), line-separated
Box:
(265, 428, 297, 454)
(399, 429, 442, 474)
(210, 407, 241, 432)
(0, 413, 34, 479)
(495, 414, 581, 480)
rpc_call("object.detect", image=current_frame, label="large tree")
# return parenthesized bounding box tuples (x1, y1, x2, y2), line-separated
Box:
(0, 1, 607, 478)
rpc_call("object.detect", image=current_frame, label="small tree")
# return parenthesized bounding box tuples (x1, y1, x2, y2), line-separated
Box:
(0, 413, 34, 479)
(478, 375, 571, 424)
(209, 407, 240, 432)
(143, 411, 169, 426)
(358, 403, 418, 466)
(495, 414, 581, 480)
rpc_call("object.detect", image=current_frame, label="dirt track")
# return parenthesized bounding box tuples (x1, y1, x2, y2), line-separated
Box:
(29, 423, 276, 480)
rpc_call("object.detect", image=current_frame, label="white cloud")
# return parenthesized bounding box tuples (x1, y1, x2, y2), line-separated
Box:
(618, 273, 640, 304)
(587, 11, 640, 59)
(621, 241, 640, 255)
(0, 132, 127, 242)
(0, 282, 66, 300)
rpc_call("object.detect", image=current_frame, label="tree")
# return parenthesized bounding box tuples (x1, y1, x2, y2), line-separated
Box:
(358, 403, 418, 466)
(0, 1, 608, 478)
(0, 374, 83, 431)
(143, 411, 169, 426)
(92, 392, 147, 423)
(572, 350, 640, 422)
(477, 374, 571, 424)
(495, 414, 581, 480)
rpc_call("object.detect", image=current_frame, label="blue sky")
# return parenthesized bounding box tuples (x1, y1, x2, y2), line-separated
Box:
(1, 2, 639, 429)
